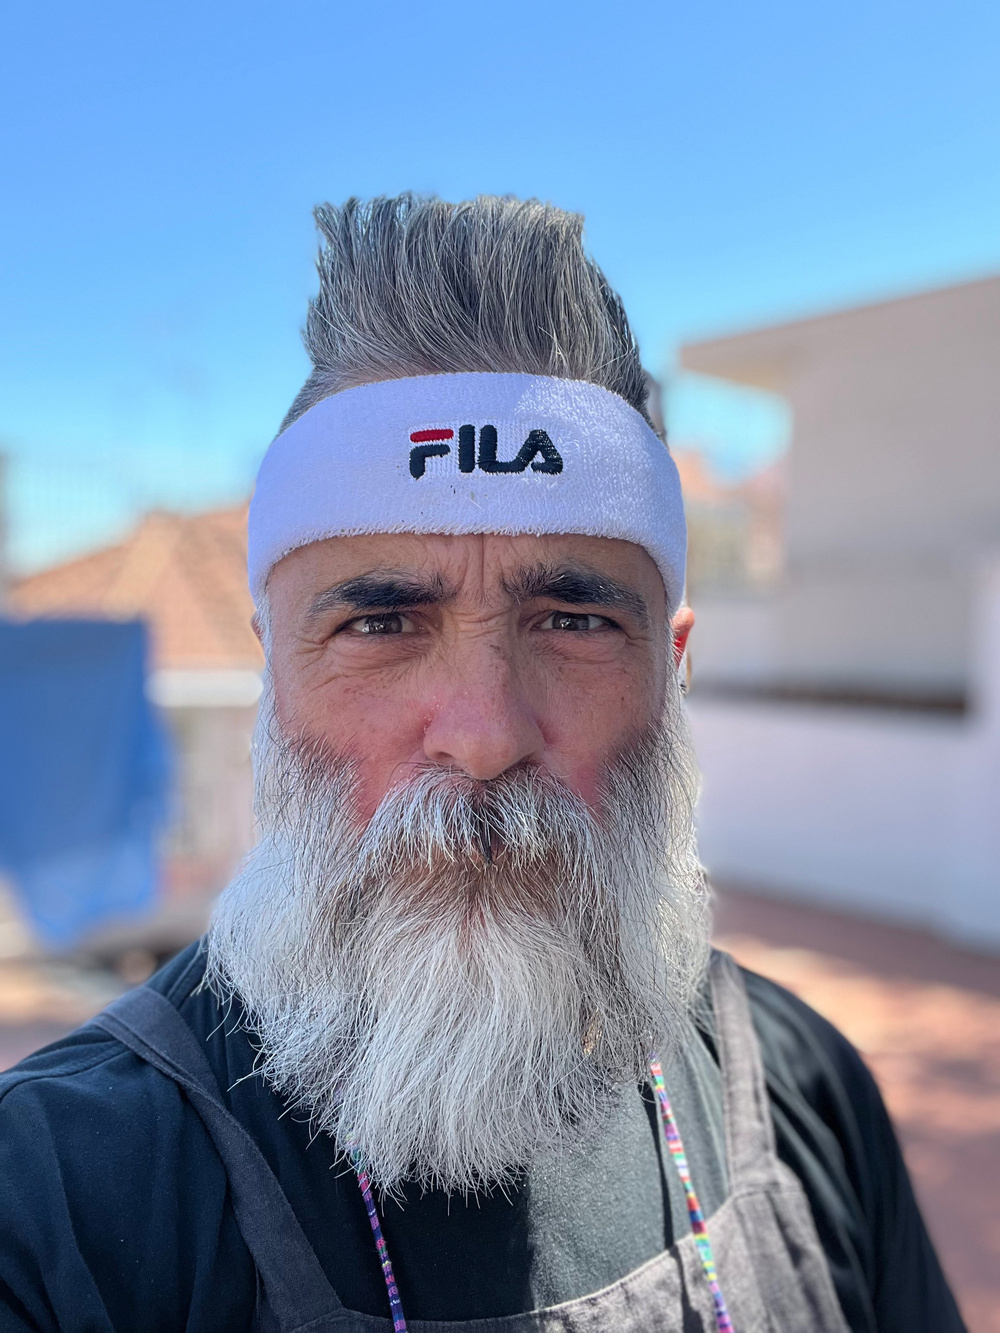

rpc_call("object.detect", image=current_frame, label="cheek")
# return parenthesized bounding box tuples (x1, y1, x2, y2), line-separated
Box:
(277, 673, 431, 823)
(350, 747, 419, 824)
(538, 659, 664, 808)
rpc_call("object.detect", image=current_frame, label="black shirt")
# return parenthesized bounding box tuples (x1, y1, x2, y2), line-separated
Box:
(0, 944, 965, 1332)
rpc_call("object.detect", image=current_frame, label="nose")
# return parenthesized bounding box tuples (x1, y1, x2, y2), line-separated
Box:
(422, 643, 545, 780)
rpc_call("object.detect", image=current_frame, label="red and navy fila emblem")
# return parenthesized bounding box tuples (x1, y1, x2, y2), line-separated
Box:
(408, 424, 564, 479)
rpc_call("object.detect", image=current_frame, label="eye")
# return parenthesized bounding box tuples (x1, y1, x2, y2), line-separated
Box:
(539, 611, 614, 632)
(344, 612, 415, 635)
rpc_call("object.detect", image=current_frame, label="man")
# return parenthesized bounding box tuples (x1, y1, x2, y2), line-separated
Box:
(0, 196, 964, 1332)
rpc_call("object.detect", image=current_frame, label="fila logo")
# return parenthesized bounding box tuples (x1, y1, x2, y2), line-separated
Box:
(408, 424, 564, 479)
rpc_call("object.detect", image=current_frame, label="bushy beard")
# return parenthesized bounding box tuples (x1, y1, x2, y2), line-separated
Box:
(205, 680, 710, 1196)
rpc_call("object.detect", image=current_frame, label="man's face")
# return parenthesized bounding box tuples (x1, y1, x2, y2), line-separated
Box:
(215, 530, 705, 1192)
(265, 531, 688, 822)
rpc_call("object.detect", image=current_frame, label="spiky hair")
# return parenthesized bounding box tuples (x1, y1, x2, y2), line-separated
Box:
(281, 194, 649, 430)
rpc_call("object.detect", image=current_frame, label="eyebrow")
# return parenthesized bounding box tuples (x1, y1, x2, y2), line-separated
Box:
(306, 571, 451, 620)
(502, 563, 650, 624)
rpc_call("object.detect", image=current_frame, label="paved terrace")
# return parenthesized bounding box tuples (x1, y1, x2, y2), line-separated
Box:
(714, 888, 1000, 1333)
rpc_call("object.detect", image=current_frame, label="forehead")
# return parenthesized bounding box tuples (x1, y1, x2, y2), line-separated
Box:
(267, 532, 666, 613)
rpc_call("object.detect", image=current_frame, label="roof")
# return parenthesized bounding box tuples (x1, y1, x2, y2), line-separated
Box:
(680, 271, 1000, 392)
(7, 506, 262, 672)
(673, 447, 785, 509)
(673, 448, 733, 507)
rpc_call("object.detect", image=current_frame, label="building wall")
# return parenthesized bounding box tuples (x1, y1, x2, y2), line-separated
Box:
(682, 276, 1000, 697)
(162, 701, 258, 902)
(780, 282, 1000, 690)
(687, 555, 1000, 947)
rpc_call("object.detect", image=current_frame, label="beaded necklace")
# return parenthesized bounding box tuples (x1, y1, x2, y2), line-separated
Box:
(352, 1057, 734, 1333)
(649, 1057, 735, 1332)
(351, 1150, 408, 1332)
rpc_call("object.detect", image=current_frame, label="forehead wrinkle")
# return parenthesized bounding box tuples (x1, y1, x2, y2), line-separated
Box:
(501, 562, 650, 625)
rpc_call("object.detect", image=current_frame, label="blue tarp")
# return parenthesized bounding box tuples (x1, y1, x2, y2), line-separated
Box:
(0, 619, 170, 947)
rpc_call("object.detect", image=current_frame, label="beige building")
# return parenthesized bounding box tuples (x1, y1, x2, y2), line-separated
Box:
(681, 274, 1000, 705)
(679, 275, 1000, 946)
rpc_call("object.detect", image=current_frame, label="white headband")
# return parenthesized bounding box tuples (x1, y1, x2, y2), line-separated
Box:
(248, 372, 686, 610)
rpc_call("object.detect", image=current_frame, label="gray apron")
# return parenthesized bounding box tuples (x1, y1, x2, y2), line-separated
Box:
(94, 952, 849, 1332)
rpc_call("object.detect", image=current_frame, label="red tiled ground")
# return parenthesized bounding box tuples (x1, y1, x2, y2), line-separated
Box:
(715, 887, 1000, 1333)
(0, 892, 997, 1330)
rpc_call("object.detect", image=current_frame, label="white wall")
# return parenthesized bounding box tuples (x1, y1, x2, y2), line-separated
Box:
(686, 595, 779, 685)
(163, 701, 258, 893)
(687, 554, 1000, 948)
(682, 276, 1000, 694)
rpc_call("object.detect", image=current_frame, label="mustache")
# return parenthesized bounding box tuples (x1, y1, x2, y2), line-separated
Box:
(360, 763, 593, 865)
(262, 723, 599, 859)
(259, 738, 632, 947)
(266, 717, 672, 841)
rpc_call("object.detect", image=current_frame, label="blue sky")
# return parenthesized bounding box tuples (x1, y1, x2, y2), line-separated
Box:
(2, 0, 999, 569)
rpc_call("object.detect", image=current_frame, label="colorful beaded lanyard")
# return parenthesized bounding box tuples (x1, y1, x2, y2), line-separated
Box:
(350, 1150, 408, 1333)
(352, 1057, 734, 1333)
(649, 1057, 735, 1333)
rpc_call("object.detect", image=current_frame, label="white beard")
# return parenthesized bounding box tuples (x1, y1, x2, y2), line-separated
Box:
(205, 679, 710, 1196)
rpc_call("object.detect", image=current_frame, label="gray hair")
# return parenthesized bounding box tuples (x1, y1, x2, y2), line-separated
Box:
(206, 683, 709, 1195)
(281, 194, 650, 431)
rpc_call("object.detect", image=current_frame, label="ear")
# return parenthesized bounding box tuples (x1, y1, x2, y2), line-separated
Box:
(670, 605, 694, 671)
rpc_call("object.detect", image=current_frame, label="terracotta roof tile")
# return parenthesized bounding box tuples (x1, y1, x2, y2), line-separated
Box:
(8, 506, 263, 672)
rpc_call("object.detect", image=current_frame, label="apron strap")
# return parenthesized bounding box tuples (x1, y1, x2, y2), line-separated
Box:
(709, 949, 778, 1191)
(92, 986, 347, 1332)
